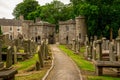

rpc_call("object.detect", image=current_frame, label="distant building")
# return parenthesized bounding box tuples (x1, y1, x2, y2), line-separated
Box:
(0, 18, 22, 40)
(0, 16, 55, 44)
(59, 19, 76, 44)
(59, 16, 87, 44)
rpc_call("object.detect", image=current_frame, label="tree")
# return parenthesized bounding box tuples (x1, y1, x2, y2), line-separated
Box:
(12, 0, 39, 20)
(71, 0, 120, 39)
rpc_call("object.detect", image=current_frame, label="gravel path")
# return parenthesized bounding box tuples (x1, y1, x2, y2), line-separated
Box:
(45, 45, 82, 80)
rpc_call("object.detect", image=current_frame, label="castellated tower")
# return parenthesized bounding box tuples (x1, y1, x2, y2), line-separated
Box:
(75, 16, 87, 45)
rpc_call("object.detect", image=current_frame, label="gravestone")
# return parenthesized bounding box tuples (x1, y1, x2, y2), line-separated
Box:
(72, 39, 75, 51)
(35, 61, 40, 70)
(44, 44, 49, 60)
(106, 40, 110, 50)
(116, 29, 120, 61)
(109, 42, 116, 61)
(0, 38, 17, 80)
(75, 38, 79, 53)
(89, 37, 93, 60)
(6, 46, 13, 68)
(96, 40, 102, 61)
(102, 37, 106, 50)
(92, 40, 97, 61)
(13, 46, 17, 64)
(38, 44, 44, 68)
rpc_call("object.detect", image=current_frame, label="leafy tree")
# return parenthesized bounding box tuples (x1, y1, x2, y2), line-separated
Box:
(27, 6, 41, 20)
(12, 0, 39, 19)
(71, 0, 120, 39)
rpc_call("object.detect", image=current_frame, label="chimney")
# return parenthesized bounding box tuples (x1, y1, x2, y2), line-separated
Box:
(35, 17, 41, 23)
(19, 15, 24, 21)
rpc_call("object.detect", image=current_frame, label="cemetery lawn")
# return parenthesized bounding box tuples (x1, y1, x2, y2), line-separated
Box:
(59, 45, 120, 80)
(14, 53, 51, 80)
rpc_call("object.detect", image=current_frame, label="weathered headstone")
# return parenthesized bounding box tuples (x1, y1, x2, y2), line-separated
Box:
(92, 41, 97, 61)
(6, 46, 13, 68)
(35, 61, 40, 70)
(116, 29, 120, 61)
(89, 37, 93, 60)
(44, 44, 49, 59)
(109, 42, 116, 61)
(13, 46, 17, 64)
(102, 37, 106, 50)
(38, 45, 44, 68)
(72, 39, 75, 51)
(96, 40, 102, 61)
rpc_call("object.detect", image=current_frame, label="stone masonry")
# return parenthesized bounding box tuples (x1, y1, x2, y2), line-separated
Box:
(59, 16, 87, 45)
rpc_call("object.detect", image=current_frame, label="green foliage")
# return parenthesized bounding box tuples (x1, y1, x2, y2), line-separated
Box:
(71, 0, 120, 38)
(12, 0, 39, 19)
(14, 54, 38, 71)
(15, 70, 47, 80)
(88, 76, 120, 80)
(13, 0, 120, 38)
(2, 45, 8, 52)
(13, 0, 74, 32)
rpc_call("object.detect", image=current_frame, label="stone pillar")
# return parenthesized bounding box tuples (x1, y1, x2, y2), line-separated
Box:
(45, 44, 49, 59)
(92, 41, 97, 61)
(116, 38, 120, 61)
(13, 46, 17, 64)
(85, 46, 90, 60)
(96, 40, 102, 61)
(75, 38, 79, 53)
(6, 46, 13, 68)
(78, 39, 81, 52)
(109, 42, 116, 61)
(72, 39, 75, 50)
(92, 36, 97, 60)
(35, 61, 40, 70)
(102, 37, 106, 50)
(106, 40, 110, 50)
(85, 35, 89, 46)
(38, 45, 44, 68)
(89, 37, 93, 60)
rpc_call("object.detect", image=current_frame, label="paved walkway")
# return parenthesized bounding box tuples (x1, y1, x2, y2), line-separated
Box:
(45, 45, 81, 80)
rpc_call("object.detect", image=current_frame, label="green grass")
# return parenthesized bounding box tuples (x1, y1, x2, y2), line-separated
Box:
(15, 70, 47, 80)
(18, 50, 24, 53)
(59, 45, 95, 71)
(14, 54, 38, 71)
(88, 76, 120, 80)
(58, 45, 120, 80)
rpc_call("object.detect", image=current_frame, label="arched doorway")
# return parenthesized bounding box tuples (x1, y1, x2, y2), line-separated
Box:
(48, 35, 54, 44)
(35, 36, 41, 43)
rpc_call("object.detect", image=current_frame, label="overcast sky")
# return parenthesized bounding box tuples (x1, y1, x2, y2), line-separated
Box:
(0, 0, 70, 19)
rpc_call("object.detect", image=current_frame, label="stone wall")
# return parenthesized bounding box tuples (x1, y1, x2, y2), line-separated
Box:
(59, 20, 76, 44)
(1, 25, 22, 40)
(28, 21, 55, 43)
(59, 16, 87, 45)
